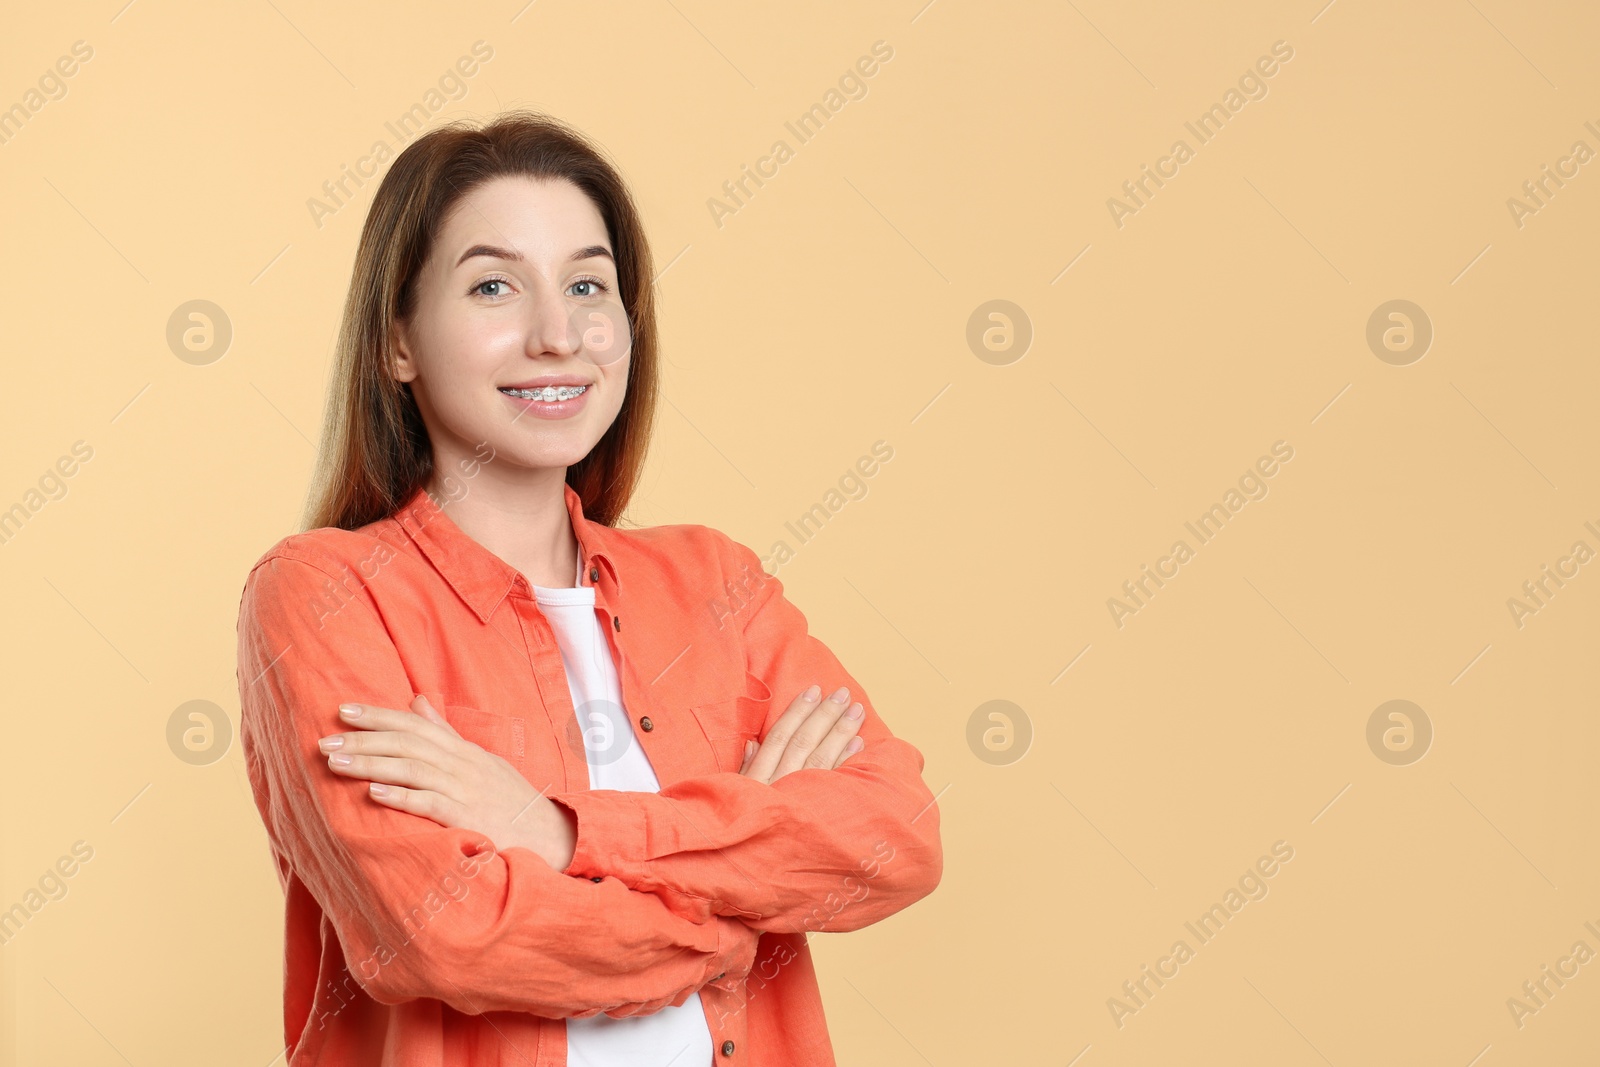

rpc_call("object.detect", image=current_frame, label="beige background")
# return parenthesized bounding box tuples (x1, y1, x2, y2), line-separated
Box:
(2, 0, 1596, 1063)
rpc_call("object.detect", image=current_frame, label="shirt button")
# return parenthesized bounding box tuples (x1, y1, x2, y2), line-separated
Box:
(591, 876, 603, 883)
(720, 1040, 735, 1056)
(613, 616, 621, 631)
(639, 716, 653, 732)
(589, 566, 600, 582)
(710, 972, 724, 982)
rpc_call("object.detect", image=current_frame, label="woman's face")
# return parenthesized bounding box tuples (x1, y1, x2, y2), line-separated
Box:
(392, 175, 632, 486)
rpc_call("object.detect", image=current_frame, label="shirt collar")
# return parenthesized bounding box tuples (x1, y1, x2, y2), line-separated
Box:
(392, 481, 620, 623)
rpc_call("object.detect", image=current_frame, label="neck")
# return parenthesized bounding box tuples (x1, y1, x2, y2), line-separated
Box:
(426, 466, 579, 588)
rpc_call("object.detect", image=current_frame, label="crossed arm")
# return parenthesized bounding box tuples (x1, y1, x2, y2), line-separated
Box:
(240, 534, 943, 1017)
(321, 531, 944, 936)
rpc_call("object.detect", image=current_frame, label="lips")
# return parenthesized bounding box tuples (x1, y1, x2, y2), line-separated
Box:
(498, 381, 593, 420)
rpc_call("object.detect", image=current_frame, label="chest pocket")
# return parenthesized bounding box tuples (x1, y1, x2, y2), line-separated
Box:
(688, 672, 773, 773)
(443, 705, 527, 774)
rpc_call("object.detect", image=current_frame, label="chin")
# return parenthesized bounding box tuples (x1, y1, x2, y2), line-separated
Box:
(497, 438, 601, 471)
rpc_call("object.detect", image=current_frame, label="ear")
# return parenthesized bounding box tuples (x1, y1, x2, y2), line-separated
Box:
(390, 318, 418, 384)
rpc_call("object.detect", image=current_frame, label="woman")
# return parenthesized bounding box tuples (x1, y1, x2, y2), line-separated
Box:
(235, 110, 942, 1066)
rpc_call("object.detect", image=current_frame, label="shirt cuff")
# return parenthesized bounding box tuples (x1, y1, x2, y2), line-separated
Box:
(549, 789, 647, 879)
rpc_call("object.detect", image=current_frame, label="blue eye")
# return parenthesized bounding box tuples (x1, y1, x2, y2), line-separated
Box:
(570, 277, 612, 298)
(472, 276, 512, 298)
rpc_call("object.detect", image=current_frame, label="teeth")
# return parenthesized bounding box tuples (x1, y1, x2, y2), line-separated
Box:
(500, 385, 588, 401)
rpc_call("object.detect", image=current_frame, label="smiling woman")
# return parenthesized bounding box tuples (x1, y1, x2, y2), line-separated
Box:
(234, 110, 943, 1067)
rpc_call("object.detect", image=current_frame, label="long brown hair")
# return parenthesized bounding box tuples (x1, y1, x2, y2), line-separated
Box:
(301, 110, 658, 532)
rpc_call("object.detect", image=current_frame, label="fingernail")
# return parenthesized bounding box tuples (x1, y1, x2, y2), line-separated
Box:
(803, 685, 821, 701)
(339, 704, 362, 719)
(846, 737, 864, 753)
(318, 736, 343, 752)
(369, 783, 389, 797)
(830, 687, 849, 704)
(846, 702, 863, 720)
(328, 753, 352, 767)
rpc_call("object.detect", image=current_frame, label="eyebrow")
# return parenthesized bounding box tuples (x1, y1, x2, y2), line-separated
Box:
(454, 244, 614, 268)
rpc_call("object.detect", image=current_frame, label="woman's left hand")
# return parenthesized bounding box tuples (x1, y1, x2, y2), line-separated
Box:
(318, 696, 577, 870)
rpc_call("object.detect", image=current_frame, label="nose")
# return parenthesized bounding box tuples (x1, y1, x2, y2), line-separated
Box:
(524, 284, 583, 361)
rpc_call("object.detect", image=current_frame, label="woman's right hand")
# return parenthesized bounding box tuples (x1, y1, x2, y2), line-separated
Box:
(737, 684, 866, 784)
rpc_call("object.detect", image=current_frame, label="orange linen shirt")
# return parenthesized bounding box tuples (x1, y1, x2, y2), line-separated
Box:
(236, 482, 943, 1066)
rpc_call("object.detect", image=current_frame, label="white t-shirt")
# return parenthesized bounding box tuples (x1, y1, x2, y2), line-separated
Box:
(532, 557, 714, 1067)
